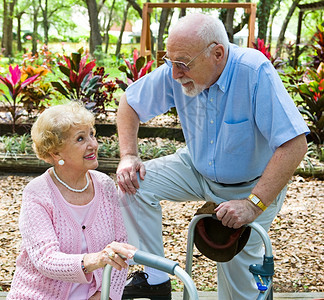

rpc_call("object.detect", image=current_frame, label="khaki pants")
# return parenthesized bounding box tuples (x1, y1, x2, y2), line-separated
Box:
(120, 147, 286, 300)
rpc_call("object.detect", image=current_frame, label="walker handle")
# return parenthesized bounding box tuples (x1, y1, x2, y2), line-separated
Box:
(133, 250, 179, 275)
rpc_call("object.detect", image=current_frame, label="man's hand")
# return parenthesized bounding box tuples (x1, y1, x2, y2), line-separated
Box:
(117, 155, 146, 194)
(215, 199, 263, 229)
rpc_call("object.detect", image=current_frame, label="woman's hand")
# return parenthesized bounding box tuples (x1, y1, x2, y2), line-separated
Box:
(83, 242, 137, 273)
(88, 291, 101, 300)
(88, 291, 112, 300)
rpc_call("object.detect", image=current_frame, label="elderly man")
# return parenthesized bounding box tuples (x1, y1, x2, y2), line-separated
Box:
(116, 13, 309, 300)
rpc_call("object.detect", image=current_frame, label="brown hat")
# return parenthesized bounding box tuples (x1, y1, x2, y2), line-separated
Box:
(194, 202, 251, 262)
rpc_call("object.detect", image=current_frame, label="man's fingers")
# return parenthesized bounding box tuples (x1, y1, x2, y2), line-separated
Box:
(117, 171, 137, 194)
(129, 169, 140, 189)
(139, 164, 146, 180)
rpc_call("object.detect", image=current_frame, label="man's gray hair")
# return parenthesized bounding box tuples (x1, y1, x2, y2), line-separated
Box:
(169, 13, 229, 55)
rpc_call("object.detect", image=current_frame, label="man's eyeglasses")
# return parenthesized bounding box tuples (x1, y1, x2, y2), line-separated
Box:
(162, 42, 218, 72)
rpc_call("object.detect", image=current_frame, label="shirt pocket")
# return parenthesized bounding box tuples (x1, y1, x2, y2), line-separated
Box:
(220, 120, 254, 154)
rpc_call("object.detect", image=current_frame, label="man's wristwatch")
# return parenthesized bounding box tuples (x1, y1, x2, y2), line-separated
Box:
(248, 193, 268, 211)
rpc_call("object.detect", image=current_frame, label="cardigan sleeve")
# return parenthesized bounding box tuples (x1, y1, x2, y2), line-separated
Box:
(19, 187, 92, 284)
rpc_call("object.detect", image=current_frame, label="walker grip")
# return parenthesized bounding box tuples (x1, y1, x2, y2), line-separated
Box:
(133, 250, 179, 275)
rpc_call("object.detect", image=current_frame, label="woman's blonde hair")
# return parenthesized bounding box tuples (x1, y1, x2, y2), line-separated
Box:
(31, 102, 95, 162)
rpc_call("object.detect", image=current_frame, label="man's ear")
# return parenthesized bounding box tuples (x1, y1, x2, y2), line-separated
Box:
(212, 44, 225, 62)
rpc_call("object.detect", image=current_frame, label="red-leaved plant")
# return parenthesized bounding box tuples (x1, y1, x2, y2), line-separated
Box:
(51, 49, 118, 114)
(51, 49, 96, 100)
(297, 62, 324, 145)
(116, 49, 154, 91)
(0, 65, 40, 132)
(253, 38, 272, 60)
(252, 38, 283, 69)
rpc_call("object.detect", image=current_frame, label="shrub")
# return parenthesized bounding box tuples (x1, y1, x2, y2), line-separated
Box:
(0, 65, 44, 132)
(297, 63, 324, 145)
(115, 49, 154, 91)
(51, 48, 119, 114)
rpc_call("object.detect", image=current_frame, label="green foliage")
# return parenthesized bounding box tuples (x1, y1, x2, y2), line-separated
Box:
(138, 139, 179, 160)
(22, 44, 63, 69)
(99, 136, 181, 159)
(279, 25, 324, 147)
(0, 134, 183, 160)
(0, 134, 33, 154)
(280, 66, 306, 102)
(297, 63, 324, 145)
(98, 135, 120, 158)
(306, 142, 324, 162)
(108, 34, 118, 44)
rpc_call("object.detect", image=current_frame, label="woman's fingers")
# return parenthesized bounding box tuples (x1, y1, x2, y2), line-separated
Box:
(103, 242, 137, 270)
(109, 242, 137, 259)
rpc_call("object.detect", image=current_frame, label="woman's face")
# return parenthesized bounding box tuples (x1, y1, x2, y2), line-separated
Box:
(58, 124, 98, 172)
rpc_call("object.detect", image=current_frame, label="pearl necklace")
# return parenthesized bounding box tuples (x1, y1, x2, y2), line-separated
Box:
(52, 167, 90, 193)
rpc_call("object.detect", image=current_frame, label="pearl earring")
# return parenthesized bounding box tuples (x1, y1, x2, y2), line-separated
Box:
(58, 159, 65, 166)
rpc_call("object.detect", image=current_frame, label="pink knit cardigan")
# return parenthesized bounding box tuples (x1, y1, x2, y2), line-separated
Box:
(7, 169, 128, 300)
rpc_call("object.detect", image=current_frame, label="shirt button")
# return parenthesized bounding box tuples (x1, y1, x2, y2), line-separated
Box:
(210, 120, 214, 124)
(209, 161, 212, 166)
(210, 98, 213, 102)
(210, 140, 214, 144)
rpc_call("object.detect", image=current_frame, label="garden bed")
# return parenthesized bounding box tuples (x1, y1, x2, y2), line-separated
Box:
(0, 153, 323, 179)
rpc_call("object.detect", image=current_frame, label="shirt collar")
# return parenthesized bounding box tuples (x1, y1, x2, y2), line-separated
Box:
(211, 43, 234, 93)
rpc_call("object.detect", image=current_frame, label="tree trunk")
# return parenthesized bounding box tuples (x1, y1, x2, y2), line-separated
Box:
(224, 0, 238, 43)
(16, 12, 25, 52)
(157, 0, 172, 51)
(32, 0, 40, 55)
(2, 0, 8, 52)
(39, 0, 49, 45)
(126, 0, 142, 18)
(104, 0, 116, 53)
(233, 12, 250, 35)
(179, 0, 188, 18)
(115, 2, 130, 58)
(257, 0, 274, 41)
(267, 0, 281, 52)
(275, 0, 301, 58)
(2, 0, 16, 57)
(86, 0, 102, 55)
(221, 0, 249, 42)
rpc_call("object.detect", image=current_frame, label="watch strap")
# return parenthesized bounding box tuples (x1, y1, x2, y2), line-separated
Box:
(248, 193, 268, 211)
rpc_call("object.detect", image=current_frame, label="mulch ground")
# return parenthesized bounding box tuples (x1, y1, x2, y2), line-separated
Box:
(0, 174, 323, 293)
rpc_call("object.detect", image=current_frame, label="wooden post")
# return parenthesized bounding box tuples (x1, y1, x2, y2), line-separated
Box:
(247, 3, 257, 48)
(140, 3, 152, 59)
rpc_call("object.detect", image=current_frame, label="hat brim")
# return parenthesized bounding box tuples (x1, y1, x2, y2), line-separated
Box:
(194, 216, 251, 262)
(193, 202, 251, 262)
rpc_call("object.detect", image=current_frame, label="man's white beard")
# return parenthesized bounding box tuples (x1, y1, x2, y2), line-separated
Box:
(176, 78, 207, 97)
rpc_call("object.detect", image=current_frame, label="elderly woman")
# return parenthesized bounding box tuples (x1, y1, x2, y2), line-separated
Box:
(7, 102, 136, 300)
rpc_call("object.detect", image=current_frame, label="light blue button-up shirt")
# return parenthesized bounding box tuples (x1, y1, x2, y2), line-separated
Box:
(126, 44, 309, 184)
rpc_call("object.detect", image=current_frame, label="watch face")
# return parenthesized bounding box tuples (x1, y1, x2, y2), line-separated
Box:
(251, 196, 259, 205)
